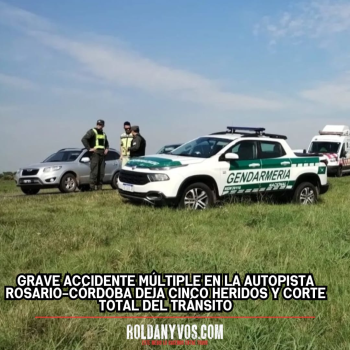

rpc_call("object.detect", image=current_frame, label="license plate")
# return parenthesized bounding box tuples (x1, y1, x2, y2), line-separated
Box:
(122, 183, 134, 192)
(23, 180, 32, 183)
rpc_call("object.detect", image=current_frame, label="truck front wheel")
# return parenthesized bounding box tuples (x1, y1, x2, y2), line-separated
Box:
(178, 182, 214, 210)
(292, 182, 318, 204)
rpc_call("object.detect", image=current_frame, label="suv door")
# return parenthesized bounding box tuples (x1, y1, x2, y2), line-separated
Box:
(104, 151, 120, 182)
(220, 140, 262, 196)
(258, 140, 291, 192)
(78, 150, 93, 184)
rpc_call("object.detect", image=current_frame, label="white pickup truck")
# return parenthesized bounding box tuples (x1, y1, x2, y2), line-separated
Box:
(118, 127, 329, 209)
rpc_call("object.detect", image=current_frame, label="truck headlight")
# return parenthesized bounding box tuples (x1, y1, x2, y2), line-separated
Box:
(43, 166, 62, 173)
(147, 173, 169, 181)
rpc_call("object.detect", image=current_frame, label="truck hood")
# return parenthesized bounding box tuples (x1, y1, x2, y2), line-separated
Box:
(318, 152, 338, 158)
(125, 155, 205, 169)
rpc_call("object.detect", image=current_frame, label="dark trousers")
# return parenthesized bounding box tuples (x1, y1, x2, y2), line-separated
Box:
(90, 152, 105, 185)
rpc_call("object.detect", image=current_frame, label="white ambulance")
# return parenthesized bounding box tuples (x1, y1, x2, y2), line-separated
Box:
(307, 125, 350, 177)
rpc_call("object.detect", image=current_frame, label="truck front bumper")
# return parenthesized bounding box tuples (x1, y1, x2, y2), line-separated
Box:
(118, 188, 177, 206)
(320, 183, 329, 195)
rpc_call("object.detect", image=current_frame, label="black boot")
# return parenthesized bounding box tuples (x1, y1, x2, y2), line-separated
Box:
(97, 185, 103, 190)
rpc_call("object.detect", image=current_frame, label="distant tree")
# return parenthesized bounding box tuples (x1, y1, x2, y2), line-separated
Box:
(1, 172, 14, 180)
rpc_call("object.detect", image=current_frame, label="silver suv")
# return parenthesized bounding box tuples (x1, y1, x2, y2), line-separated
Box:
(14, 147, 121, 195)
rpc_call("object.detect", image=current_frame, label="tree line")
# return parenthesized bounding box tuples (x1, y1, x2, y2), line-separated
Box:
(0, 172, 15, 180)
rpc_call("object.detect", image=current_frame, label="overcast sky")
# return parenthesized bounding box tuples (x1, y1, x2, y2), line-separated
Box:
(1, 0, 350, 171)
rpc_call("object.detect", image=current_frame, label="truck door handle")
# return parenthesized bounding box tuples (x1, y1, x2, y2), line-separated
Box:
(281, 161, 290, 165)
(249, 163, 260, 167)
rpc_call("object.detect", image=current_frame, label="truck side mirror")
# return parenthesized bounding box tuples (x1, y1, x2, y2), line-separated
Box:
(225, 153, 239, 160)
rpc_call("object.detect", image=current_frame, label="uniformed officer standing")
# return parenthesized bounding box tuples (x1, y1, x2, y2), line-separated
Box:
(120, 121, 133, 167)
(81, 119, 109, 190)
(128, 125, 146, 158)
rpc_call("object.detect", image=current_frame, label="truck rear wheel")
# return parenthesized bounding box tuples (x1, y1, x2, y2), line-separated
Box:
(292, 182, 318, 204)
(178, 182, 214, 210)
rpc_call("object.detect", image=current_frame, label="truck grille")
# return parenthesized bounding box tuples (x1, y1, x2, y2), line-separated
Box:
(119, 170, 149, 185)
(22, 169, 39, 176)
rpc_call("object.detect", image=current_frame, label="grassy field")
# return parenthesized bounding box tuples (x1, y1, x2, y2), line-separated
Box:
(1, 178, 350, 349)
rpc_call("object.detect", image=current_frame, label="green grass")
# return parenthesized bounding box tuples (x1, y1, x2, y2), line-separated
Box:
(1, 178, 350, 349)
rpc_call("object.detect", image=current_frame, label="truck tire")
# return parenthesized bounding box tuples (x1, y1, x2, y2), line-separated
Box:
(178, 182, 214, 209)
(292, 182, 318, 204)
(21, 187, 40, 195)
(59, 173, 77, 193)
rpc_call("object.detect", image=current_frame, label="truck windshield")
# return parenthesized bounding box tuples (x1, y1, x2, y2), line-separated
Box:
(171, 137, 232, 158)
(308, 141, 341, 153)
(43, 151, 81, 162)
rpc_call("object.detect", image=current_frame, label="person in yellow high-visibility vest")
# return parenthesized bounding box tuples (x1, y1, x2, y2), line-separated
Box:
(120, 121, 133, 167)
(81, 119, 109, 190)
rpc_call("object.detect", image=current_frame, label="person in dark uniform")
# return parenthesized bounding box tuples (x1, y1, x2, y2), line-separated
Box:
(128, 125, 146, 158)
(81, 120, 109, 190)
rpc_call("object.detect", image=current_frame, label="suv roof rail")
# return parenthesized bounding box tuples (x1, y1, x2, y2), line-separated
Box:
(58, 147, 119, 152)
(210, 126, 287, 140)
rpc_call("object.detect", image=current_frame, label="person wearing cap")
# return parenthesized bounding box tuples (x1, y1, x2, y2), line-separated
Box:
(81, 120, 109, 190)
(128, 125, 146, 158)
(120, 121, 133, 167)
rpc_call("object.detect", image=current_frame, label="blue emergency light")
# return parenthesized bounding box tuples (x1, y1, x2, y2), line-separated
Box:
(210, 126, 287, 139)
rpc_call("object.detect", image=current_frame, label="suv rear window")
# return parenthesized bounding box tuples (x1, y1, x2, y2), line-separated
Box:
(259, 141, 286, 158)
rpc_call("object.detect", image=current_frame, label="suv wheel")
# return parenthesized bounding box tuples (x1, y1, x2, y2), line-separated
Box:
(292, 182, 318, 204)
(178, 182, 214, 209)
(21, 187, 40, 195)
(59, 173, 77, 193)
(111, 172, 119, 189)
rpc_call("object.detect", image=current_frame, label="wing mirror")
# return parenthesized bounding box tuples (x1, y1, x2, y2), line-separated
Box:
(81, 157, 90, 163)
(225, 153, 239, 160)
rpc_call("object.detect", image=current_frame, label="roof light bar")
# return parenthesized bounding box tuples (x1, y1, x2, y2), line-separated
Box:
(319, 131, 344, 136)
(210, 127, 287, 139)
(227, 126, 265, 133)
